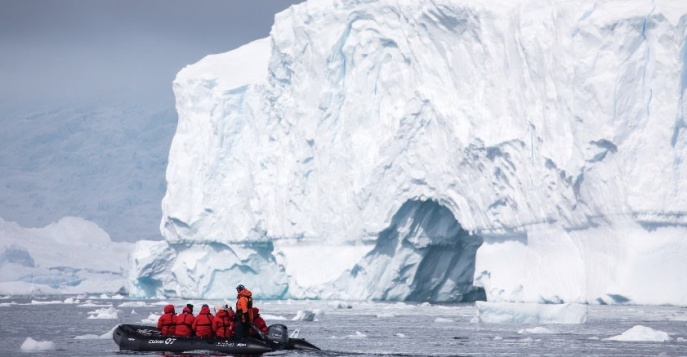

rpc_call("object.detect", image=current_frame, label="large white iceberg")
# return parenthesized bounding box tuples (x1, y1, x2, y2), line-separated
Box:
(0, 217, 131, 295)
(131, 0, 687, 305)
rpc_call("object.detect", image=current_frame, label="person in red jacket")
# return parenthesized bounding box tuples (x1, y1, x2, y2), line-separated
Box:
(174, 304, 195, 336)
(157, 304, 176, 335)
(250, 307, 268, 336)
(192, 304, 214, 337)
(234, 284, 253, 338)
(212, 304, 234, 338)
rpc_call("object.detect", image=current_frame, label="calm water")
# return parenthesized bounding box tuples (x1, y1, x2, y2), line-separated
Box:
(1, 297, 686, 356)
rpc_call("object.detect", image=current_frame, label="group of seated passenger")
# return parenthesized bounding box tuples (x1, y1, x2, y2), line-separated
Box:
(157, 303, 268, 338)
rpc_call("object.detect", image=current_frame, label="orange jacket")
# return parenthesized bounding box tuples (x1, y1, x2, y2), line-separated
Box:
(157, 304, 176, 335)
(212, 309, 234, 338)
(235, 289, 253, 324)
(192, 305, 214, 337)
(174, 306, 195, 336)
(250, 308, 268, 335)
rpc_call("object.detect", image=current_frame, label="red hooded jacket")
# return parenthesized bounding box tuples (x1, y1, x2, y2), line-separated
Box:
(174, 306, 195, 336)
(157, 304, 176, 335)
(192, 305, 214, 337)
(212, 309, 234, 338)
(251, 307, 268, 335)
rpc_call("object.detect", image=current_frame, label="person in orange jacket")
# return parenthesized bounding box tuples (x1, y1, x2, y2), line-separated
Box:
(250, 307, 268, 336)
(174, 304, 195, 336)
(212, 304, 234, 338)
(157, 304, 176, 335)
(234, 284, 253, 338)
(192, 304, 214, 337)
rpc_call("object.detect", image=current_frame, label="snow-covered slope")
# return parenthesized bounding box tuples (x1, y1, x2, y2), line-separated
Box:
(131, 0, 687, 304)
(0, 217, 131, 295)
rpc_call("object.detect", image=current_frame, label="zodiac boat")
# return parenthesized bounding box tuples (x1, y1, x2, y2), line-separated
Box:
(113, 323, 320, 354)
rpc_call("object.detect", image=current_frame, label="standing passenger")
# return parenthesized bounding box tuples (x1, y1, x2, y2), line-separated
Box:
(234, 284, 253, 338)
(192, 304, 215, 337)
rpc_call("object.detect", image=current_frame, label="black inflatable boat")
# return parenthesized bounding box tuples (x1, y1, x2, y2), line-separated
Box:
(113, 323, 320, 354)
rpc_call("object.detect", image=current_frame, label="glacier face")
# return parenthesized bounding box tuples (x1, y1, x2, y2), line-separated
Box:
(131, 0, 687, 305)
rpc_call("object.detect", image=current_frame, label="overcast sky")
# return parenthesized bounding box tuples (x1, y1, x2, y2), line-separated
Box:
(0, 0, 304, 110)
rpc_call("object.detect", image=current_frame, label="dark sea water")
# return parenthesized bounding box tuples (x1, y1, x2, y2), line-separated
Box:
(1, 297, 686, 357)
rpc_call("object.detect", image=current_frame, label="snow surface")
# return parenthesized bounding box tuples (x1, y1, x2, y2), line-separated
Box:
(131, 0, 687, 305)
(0, 217, 131, 295)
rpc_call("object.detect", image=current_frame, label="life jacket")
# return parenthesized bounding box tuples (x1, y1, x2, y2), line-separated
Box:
(174, 306, 195, 336)
(192, 305, 215, 337)
(157, 304, 176, 335)
(236, 289, 253, 324)
(212, 309, 234, 338)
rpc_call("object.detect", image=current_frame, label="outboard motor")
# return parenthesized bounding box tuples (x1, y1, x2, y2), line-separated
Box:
(265, 324, 289, 350)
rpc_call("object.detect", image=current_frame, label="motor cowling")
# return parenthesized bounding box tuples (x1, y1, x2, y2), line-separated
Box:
(265, 324, 289, 349)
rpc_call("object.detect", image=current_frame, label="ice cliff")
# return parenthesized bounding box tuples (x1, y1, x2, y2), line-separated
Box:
(131, 0, 687, 305)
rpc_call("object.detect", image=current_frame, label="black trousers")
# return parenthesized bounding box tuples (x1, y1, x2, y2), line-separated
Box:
(234, 320, 251, 338)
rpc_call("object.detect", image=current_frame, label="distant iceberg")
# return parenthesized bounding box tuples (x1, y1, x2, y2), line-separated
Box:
(0, 217, 131, 296)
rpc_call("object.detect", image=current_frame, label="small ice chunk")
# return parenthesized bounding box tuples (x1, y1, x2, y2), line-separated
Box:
(20, 337, 55, 352)
(604, 325, 671, 342)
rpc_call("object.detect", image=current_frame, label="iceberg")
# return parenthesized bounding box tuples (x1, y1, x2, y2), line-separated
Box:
(0, 217, 131, 295)
(131, 0, 687, 305)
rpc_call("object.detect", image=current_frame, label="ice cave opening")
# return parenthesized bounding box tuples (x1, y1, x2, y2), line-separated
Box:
(362, 199, 486, 302)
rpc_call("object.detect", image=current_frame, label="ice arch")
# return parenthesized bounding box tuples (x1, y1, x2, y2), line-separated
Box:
(331, 199, 485, 302)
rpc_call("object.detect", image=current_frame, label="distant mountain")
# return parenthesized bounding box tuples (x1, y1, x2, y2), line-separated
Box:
(0, 102, 177, 242)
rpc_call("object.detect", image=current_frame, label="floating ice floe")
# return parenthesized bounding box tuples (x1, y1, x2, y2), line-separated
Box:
(87, 307, 119, 319)
(292, 309, 322, 321)
(604, 325, 671, 342)
(118, 301, 149, 307)
(262, 314, 287, 320)
(476, 302, 588, 324)
(30, 299, 63, 305)
(78, 302, 112, 308)
(20, 337, 55, 352)
(395, 333, 406, 338)
(345, 331, 367, 339)
(518, 327, 555, 334)
(434, 317, 454, 323)
(141, 313, 160, 324)
(376, 313, 395, 318)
